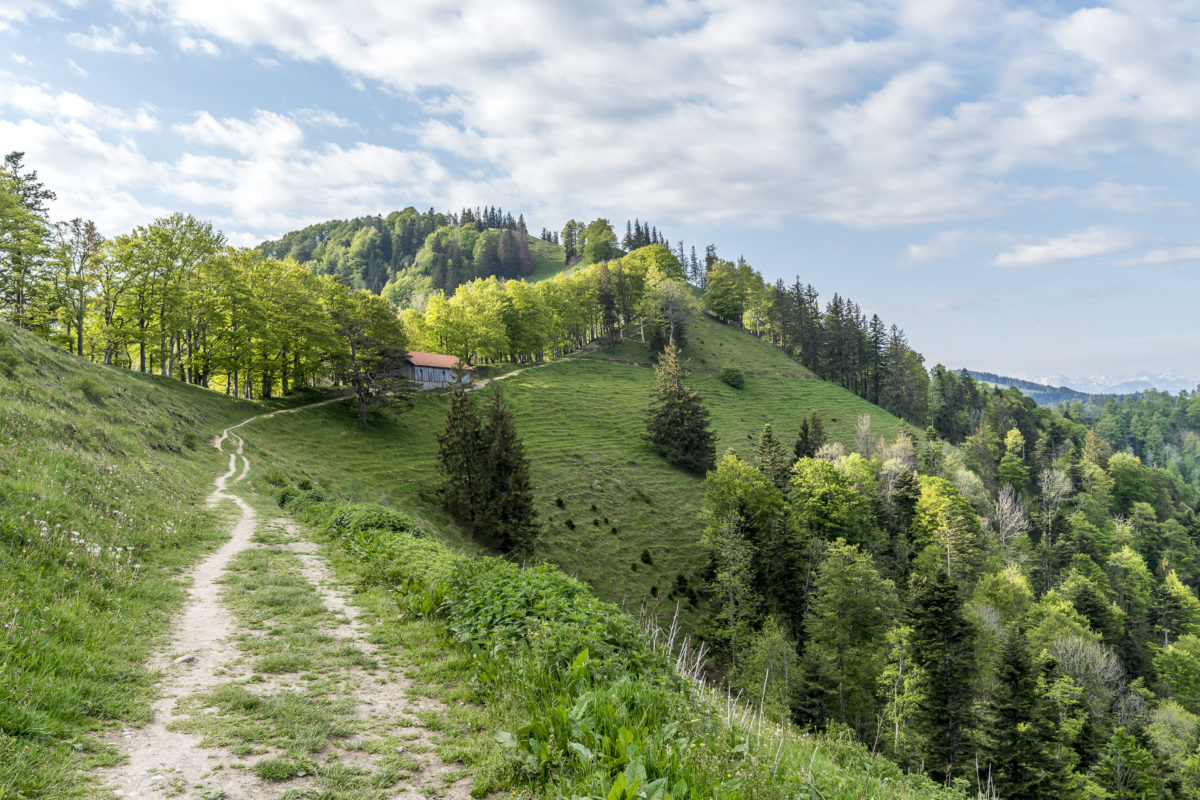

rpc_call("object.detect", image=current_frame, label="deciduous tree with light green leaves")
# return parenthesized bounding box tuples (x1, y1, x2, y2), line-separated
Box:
(800, 539, 896, 736)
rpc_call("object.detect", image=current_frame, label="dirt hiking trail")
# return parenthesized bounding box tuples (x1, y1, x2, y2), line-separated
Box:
(98, 397, 473, 800)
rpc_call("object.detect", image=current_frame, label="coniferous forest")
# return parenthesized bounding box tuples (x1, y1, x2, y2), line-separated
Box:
(9, 147, 1200, 800)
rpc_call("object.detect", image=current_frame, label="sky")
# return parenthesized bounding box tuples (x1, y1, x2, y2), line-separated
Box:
(3, 0, 1200, 387)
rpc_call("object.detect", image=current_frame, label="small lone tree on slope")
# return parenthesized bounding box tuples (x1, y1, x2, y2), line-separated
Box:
(437, 381, 538, 557)
(437, 380, 485, 532)
(645, 340, 715, 473)
(479, 385, 539, 556)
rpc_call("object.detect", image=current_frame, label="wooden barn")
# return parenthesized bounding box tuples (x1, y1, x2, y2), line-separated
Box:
(401, 351, 472, 391)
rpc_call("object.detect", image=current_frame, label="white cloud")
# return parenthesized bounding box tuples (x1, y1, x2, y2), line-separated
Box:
(992, 226, 1136, 268)
(1, 88, 457, 242)
(1118, 245, 1200, 267)
(0, 79, 159, 131)
(177, 35, 220, 56)
(0, 116, 170, 234)
(97, 0, 1200, 230)
(66, 58, 87, 77)
(0, 1, 82, 26)
(67, 25, 156, 56)
(292, 108, 356, 129)
(11, 53, 30, 65)
(903, 229, 1014, 265)
(173, 109, 304, 156)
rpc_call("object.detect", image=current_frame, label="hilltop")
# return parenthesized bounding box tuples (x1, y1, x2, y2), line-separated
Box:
(255, 207, 567, 302)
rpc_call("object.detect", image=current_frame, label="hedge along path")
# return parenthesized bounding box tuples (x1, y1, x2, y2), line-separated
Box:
(99, 396, 474, 800)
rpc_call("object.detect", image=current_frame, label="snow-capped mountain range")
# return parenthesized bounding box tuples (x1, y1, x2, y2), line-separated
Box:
(1027, 372, 1199, 395)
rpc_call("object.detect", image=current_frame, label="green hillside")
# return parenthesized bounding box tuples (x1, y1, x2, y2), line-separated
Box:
(243, 314, 917, 614)
(2, 312, 943, 799)
(525, 234, 567, 282)
(0, 324, 270, 797)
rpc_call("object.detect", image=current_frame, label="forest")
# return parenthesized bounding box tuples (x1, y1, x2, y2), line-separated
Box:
(8, 147, 1200, 799)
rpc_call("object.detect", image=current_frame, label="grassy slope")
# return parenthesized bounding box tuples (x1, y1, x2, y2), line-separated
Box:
(0, 324, 272, 798)
(525, 235, 568, 283)
(0, 314, 932, 798)
(244, 314, 918, 619)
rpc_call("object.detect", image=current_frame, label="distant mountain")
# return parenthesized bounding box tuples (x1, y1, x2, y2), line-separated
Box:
(1030, 371, 1200, 395)
(967, 371, 1097, 407)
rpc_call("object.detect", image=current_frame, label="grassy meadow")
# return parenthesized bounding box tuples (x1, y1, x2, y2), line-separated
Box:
(244, 315, 918, 620)
(525, 235, 568, 283)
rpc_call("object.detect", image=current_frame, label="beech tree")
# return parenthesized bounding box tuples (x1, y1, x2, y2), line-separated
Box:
(328, 289, 413, 424)
(801, 539, 896, 736)
(47, 219, 101, 356)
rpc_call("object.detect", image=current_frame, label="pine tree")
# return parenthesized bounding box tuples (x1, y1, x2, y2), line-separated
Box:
(756, 423, 790, 487)
(437, 382, 485, 530)
(908, 571, 976, 784)
(480, 385, 539, 556)
(644, 341, 716, 473)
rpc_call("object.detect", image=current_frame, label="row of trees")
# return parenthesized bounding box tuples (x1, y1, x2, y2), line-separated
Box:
(258, 208, 539, 301)
(0, 154, 411, 422)
(399, 243, 694, 366)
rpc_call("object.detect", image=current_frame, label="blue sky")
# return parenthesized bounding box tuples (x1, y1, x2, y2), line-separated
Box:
(3, 0, 1200, 386)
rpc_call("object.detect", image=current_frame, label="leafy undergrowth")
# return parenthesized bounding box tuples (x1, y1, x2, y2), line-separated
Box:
(0, 323, 274, 799)
(243, 315, 916, 624)
(284, 490, 964, 800)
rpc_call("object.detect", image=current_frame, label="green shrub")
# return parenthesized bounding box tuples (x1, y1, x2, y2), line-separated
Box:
(285, 487, 329, 513)
(443, 559, 667, 681)
(262, 466, 288, 487)
(719, 366, 744, 389)
(277, 487, 299, 508)
(330, 504, 423, 538)
(181, 431, 199, 450)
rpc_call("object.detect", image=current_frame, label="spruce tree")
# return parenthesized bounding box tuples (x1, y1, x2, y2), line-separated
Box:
(437, 382, 485, 531)
(756, 423, 790, 487)
(908, 571, 976, 784)
(983, 629, 1059, 799)
(795, 418, 814, 459)
(644, 341, 716, 473)
(794, 412, 826, 459)
(480, 385, 539, 556)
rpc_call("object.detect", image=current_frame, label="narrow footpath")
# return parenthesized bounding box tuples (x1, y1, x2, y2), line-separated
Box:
(99, 398, 473, 800)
